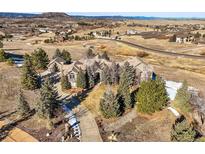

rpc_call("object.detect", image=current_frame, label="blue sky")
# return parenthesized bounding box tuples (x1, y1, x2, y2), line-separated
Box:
(67, 12, 205, 18)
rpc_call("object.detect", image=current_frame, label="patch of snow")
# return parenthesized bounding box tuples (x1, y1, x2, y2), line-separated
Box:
(168, 107, 181, 117)
(165, 80, 182, 101)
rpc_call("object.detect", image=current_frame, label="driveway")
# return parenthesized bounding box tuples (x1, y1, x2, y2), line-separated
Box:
(56, 82, 102, 142)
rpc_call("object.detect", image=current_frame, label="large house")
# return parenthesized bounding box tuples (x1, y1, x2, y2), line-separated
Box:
(46, 55, 154, 88)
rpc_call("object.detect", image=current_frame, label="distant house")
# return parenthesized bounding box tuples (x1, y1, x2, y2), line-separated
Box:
(175, 33, 195, 43)
(126, 30, 139, 35)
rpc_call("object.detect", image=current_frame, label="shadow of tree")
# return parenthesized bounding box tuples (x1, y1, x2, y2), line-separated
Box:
(0, 111, 17, 121)
(0, 109, 35, 141)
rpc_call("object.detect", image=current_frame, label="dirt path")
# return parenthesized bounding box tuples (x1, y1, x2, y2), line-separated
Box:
(56, 82, 102, 142)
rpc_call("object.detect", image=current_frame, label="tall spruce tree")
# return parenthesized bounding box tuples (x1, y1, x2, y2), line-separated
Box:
(76, 69, 87, 89)
(100, 88, 121, 118)
(61, 73, 71, 90)
(101, 64, 111, 85)
(174, 80, 191, 113)
(36, 78, 58, 119)
(17, 90, 30, 117)
(110, 62, 120, 85)
(118, 69, 132, 109)
(171, 118, 197, 142)
(122, 61, 136, 86)
(21, 54, 39, 90)
(137, 78, 168, 114)
(52, 48, 61, 59)
(31, 48, 49, 70)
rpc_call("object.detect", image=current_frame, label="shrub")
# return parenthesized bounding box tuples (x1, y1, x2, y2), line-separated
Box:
(171, 118, 197, 142)
(137, 78, 168, 114)
(6, 58, 14, 66)
(0, 49, 7, 62)
(136, 51, 149, 58)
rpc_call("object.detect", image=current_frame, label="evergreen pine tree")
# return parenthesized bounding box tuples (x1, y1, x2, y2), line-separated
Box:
(61, 49, 72, 64)
(86, 66, 95, 88)
(61, 73, 71, 90)
(101, 65, 111, 85)
(36, 78, 58, 119)
(137, 78, 168, 114)
(118, 69, 132, 109)
(21, 54, 39, 90)
(31, 48, 49, 70)
(171, 118, 197, 142)
(76, 69, 87, 89)
(52, 48, 61, 59)
(17, 90, 30, 117)
(123, 61, 136, 86)
(110, 62, 120, 85)
(174, 80, 191, 113)
(100, 88, 121, 118)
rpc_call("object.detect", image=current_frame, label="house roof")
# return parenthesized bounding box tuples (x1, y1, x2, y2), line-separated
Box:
(62, 56, 153, 76)
(47, 57, 66, 67)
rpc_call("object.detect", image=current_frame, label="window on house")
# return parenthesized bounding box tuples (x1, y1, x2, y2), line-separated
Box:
(70, 73, 75, 79)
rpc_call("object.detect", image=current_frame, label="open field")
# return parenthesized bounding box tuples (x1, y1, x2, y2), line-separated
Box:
(99, 109, 176, 142)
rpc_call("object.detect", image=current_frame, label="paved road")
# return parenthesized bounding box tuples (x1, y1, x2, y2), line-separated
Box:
(98, 38, 205, 60)
(56, 83, 102, 142)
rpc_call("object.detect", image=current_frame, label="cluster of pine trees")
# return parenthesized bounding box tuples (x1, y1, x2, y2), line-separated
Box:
(17, 78, 59, 129)
(19, 48, 59, 124)
(53, 48, 72, 64)
(100, 62, 137, 118)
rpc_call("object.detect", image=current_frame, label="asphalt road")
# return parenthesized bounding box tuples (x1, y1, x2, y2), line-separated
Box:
(98, 38, 205, 60)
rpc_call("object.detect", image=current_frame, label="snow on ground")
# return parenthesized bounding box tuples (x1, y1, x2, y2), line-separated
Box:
(165, 80, 182, 101)
(165, 80, 199, 101)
